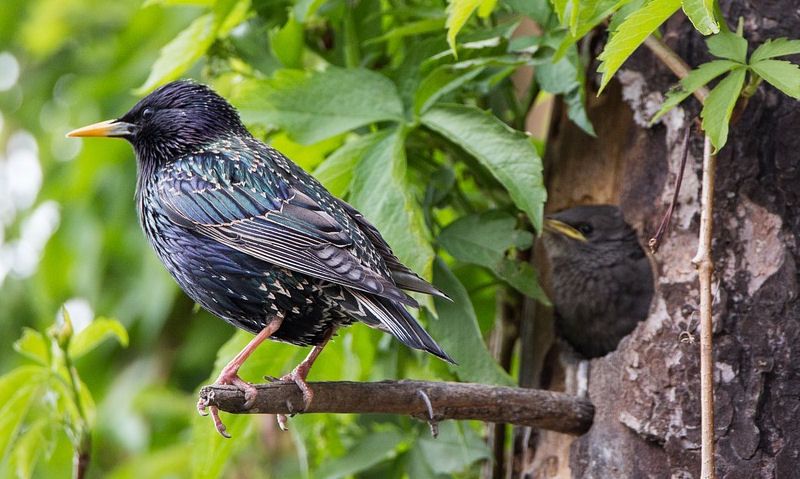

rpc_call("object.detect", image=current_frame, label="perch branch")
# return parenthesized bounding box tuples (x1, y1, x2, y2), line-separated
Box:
(692, 135, 717, 479)
(644, 35, 710, 103)
(199, 380, 594, 435)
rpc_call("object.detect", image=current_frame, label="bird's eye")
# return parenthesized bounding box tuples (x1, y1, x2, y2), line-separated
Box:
(577, 223, 593, 235)
(142, 108, 154, 120)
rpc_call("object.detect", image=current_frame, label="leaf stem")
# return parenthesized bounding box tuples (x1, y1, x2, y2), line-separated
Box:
(62, 346, 91, 479)
(644, 35, 710, 103)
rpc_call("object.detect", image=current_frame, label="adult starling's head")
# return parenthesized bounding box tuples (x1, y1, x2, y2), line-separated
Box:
(67, 80, 247, 162)
(542, 204, 640, 259)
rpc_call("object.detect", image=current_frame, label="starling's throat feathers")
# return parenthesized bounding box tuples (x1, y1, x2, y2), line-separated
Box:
(66, 80, 453, 364)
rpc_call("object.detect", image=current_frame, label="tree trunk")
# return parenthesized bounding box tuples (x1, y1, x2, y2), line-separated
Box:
(521, 4, 800, 478)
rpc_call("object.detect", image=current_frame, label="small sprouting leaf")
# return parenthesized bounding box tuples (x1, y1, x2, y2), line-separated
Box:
(750, 38, 800, 64)
(421, 104, 546, 231)
(681, 0, 719, 35)
(0, 366, 47, 462)
(701, 67, 746, 152)
(68, 317, 129, 359)
(11, 419, 48, 479)
(233, 69, 404, 144)
(650, 59, 738, 123)
(597, 0, 681, 93)
(750, 59, 800, 99)
(430, 260, 515, 386)
(13, 328, 49, 366)
(705, 30, 748, 63)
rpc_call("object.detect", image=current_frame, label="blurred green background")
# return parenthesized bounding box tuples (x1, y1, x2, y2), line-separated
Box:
(0, 0, 562, 476)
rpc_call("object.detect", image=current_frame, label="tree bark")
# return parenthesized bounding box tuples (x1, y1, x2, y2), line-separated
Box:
(524, 3, 800, 477)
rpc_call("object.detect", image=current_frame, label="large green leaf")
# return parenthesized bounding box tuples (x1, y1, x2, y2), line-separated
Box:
(233, 68, 404, 144)
(318, 430, 406, 479)
(597, 0, 681, 92)
(422, 104, 546, 231)
(650, 59, 738, 123)
(751, 59, 800, 99)
(135, 0, 251, 93)
(438, 211, 532, 267)
(750, 38, 800, 64)
(429, 260, 515, 386)
(681, 0, 718, 35)
(416, 421, 490, 474)
(349, 128, 435, 281)
(314, 134, 383, 198)
(536, 43, 596, 135)
(701, 67, 746, 152)
(68, 317, 129, 359)
(705, 30, 748, 63)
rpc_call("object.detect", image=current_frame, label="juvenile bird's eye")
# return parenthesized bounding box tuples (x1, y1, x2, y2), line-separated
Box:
(142, 108, 154, 120)
(577, 223, 593, 235)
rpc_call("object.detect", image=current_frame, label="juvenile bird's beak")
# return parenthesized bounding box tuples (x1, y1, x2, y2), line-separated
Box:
(66, 119, 136, 138)
(543, 218, 587, 242)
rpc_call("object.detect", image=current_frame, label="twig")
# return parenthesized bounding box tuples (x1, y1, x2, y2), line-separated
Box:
(643, 36, 710, 103)
(199, 380, 595, 435)
(649, 125, 691, 253)
(691, 135, 717, 479)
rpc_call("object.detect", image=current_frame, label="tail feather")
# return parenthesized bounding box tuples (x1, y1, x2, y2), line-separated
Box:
(390, 270, 452, 301)
(351, 291, 455, 364)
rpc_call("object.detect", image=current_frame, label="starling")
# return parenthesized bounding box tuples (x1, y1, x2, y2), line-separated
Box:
(542, 205, 654, 358)
(67, 80, 452, 436)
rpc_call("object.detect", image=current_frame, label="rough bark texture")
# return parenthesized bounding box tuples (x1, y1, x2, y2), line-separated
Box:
(525, 3, 800, 478)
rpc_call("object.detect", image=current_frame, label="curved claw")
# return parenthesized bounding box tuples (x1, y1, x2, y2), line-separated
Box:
(280, 369, 314, 411)
(210, 406, 231, 438)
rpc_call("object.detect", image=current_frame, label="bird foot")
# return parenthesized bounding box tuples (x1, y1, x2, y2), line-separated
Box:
(280, 366, 314, 411)
(197, 368, 258, 438)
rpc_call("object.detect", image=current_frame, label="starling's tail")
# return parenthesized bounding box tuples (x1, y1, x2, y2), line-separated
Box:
(352, 291, 455, 364)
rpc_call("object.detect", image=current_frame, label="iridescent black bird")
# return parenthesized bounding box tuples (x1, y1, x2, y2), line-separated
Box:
(67, 80, 452, 436)
(542, 205, 654, 358)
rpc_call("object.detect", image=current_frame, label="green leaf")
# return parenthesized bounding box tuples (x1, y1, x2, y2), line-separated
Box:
(0, 366, 47, 462)
(68, 317, 129, 359)
(13, 328, 49, 366)
(554, 0, 628, 61)
(750, 38, 800, 63)
(349, 129, 434, 280)
(681, 0, 718, 35)
(416, 422, 490, 474)
(421, 104, 546, 231)
(650, 59, 738, 123)
(445, 0, 497, 53)
(537, 44, 596, 135)
(144, 0, 215, 6)
(136, 14, 216, 94)
(414, 64, 485, 115)
(429, 259, 515, 386)
(135, 1, 250, 93)
(438, 211, 532, 267)
(495, 259, 549, 304)
(318, 430, 405, 479)
(701, 67, 746, 152)
(11, 419, 48, 479)
(597, 0, 681, 92)
(314, 134, 383, 198)
(705, 30, 748, 63)
(751, 59, 800, 99)
(233, 69, 404, 144)
(269, 13, 304, 69)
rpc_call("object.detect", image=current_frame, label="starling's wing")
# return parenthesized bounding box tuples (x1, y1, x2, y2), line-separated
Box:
(336, 200, 451, 300)
(156, 150, 417, 307)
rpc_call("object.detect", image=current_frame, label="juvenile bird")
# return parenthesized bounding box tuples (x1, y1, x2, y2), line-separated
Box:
(542, 205, 653, 358)
(67, 80, 452, 436)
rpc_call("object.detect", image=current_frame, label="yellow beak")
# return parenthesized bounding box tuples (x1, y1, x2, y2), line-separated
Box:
(66, 119, 135, 138)
(543, 218, 587, 242)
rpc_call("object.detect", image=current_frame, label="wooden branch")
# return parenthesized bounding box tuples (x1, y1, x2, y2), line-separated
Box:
(692, 135, 717, 479)
(199, 380, 594, 435)
(644, 36, 710, 103)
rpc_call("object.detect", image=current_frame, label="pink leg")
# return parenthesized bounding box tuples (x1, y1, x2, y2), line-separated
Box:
(276, 328, 334, 431)
(197, 316, 284, 438)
